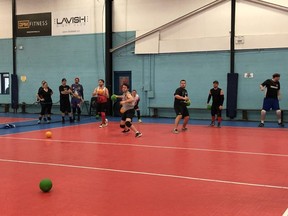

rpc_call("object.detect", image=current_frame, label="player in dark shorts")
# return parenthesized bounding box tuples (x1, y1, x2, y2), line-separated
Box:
(115, 83, 142, 138)
(92, 79, 109, 128)
(173, 80, 190, 134)
(36, 81, 53, 124)
(59, 78, 73, 123)
(207, 80, 224, 128)
(259, 73, 284, 127)
(71, 77, 84, 122)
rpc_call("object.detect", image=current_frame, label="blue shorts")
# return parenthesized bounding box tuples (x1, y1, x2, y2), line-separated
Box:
(262, 98, 280, 111)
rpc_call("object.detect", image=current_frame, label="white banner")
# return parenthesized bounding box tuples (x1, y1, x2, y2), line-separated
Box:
(52, 9, 94, 36)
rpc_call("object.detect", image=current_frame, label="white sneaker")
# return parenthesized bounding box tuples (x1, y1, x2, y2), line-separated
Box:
(138, 119, 142, 123)
(172, 129, 179, 134)
(99, 119, 108, 128)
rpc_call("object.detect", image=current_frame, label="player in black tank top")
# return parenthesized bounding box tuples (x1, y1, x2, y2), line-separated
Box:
(207, 80, 224, 127)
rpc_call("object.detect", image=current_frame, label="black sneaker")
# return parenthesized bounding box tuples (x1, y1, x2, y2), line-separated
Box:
(210, 121, 215, 127)
(135, 132, 142, 138)
(278, 122, 285, 127)
(122, 129, 130, 133)
(217, 122, 221, 128)
(258, 123, 264, 127)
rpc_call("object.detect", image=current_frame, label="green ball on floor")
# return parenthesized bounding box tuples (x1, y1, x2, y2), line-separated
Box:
(39, 178, 53, 193)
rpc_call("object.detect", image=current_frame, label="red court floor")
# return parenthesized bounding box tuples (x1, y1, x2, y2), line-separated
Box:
(0, 121, 287, 216)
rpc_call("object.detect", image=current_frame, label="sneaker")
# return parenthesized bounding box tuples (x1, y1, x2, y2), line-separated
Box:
(44, 118, 47, 122)
(278, 122, 285, 127)
(37, 120, 41, 124)
(258, 122, 264, 127)
(182, 127, 188, 131)
(210, 121, 215, 127)
(172, 129, 179, 134)
(138, 119, 142, 123)
(135, 132, 142, 138)
(217, 122, 221, 128)
(47, 120, 50, 124)
(122, 129, 130, 133)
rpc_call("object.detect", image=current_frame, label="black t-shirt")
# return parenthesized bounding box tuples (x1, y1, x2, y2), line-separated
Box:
(210, 88, 223, 105)
(38, 87, 53, 103)
(59, 85, 70, 101)
(261, 79, 280, 98)
(174, 87, 188, 106)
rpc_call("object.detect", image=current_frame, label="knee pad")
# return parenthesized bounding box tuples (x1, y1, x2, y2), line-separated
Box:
(125, 121, 132, 128)
(261, 110, 266, 114)
(120, 124, 125, 128)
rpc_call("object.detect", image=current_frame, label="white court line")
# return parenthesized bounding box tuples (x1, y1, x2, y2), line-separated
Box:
(283, 208, 288, 216)
(0, 158, 288, 191)
(2, 136, 288, 158)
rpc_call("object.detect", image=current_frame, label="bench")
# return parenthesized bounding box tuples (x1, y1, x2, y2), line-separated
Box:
(149, 106, 286, 121)
(148, 106, 209, 118)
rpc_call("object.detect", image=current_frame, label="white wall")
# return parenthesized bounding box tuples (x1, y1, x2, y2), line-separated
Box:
(0, 0, 12, 39)
(1, 0, 288, 50)
(112, 0, 288, 53)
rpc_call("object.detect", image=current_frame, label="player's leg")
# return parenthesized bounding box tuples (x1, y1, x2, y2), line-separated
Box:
(259, 98, 270, 127)
(60, 102, 66, 123)
(120, 112, 129, 133)
(99, 103, 108, 128)
(46, 103, 52, 123)
(67, 102, 73, 123)
(173, 105, 183, 133)
(125, 109, 142, 138)
(76, 101, 81, 121)
(210, 105, 216, 126)
(71, 99, 77, 121)
(136, 109, 142, 123)
(217, 106, 222, 128)
(272, 98, 284, 127)
(38, 103, 45, 124)
(182, 106, 189, 131)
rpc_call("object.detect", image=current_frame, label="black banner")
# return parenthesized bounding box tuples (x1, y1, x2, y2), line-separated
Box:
(17, 12, 51, 37)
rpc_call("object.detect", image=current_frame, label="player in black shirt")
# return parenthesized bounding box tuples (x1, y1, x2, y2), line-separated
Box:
(173, 80, 190, 134)
(36, 81, 53, 124)
(259, 73, 284, 127)
(59, 78, 73, 123)
(207, 80, 224, 127)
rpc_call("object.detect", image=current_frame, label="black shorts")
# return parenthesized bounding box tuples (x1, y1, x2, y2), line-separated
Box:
(40, 102, 52, 115)
(211, 104, 222, 117)
(60, 101, 71, 113)
(121, 109, 135, 121)
(174, 104, 189, 118)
